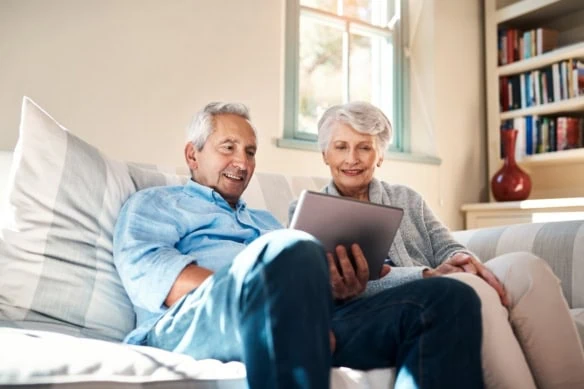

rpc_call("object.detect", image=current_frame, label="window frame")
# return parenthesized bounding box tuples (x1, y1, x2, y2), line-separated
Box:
(282, 0, 410, 154)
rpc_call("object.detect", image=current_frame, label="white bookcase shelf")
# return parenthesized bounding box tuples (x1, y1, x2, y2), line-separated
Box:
(500, 95, 584, 119)
(497, 0, 584, 25)
(520, 147, 584, 165)
(498, 41, 584, 76)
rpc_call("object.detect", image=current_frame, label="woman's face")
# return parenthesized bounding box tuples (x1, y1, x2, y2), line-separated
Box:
(323, 122, 383, 198)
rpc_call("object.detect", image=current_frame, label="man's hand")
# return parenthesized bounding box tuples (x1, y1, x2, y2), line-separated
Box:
(327, 244, 369, 300)
(329, 330, 336, 353)
(424, 253, 509, 307)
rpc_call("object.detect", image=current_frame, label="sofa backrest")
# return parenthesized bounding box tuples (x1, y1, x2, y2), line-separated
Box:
(243, 173, 328, 225)
(0, 150, 327, 227)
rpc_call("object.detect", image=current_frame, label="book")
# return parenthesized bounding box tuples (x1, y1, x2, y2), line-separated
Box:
(552, 63, 561, 102)
(514, 117, 526, 160)
(520, 73, 526, 108)
(536, 28, 559, 55)
(566, 117, 581, 149)
(525, 116, 534, 155)
(578, 60, 584, 95)
(557, 117, 568, 151)
(549, 118, 557, 152)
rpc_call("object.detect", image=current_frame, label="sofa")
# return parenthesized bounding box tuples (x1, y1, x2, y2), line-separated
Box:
(1, 98, 583, 388)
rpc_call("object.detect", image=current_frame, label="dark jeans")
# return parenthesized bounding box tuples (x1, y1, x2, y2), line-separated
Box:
(146, 230, 484, 389)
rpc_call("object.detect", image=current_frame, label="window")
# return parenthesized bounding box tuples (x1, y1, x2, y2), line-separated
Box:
(283, 0, 409, 152)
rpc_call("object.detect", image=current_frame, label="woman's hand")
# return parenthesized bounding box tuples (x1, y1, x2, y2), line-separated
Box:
(424, 253, 509, 307)
(327, 244, 369, 300)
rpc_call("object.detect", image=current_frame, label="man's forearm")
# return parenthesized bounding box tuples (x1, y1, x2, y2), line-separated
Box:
(165, 264, 214, 307)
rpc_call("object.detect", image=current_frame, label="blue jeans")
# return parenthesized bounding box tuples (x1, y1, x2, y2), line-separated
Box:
(146, 230, 484, 389)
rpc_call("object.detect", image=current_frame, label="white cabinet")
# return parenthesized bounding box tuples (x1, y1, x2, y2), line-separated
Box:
(461, 197, 584, 229)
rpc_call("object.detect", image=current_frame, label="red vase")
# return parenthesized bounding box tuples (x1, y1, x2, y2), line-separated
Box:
(491, 129, 531, 201)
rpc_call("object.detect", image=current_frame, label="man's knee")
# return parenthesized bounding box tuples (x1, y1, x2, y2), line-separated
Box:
(425, 277, 482, 317)
(241, 229, 329, 282)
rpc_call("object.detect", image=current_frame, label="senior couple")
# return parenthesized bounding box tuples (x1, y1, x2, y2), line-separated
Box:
(113, 101, 584, 389)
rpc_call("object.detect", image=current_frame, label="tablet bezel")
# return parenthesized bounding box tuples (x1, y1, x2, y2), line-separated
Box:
(289, 190, 404, 280)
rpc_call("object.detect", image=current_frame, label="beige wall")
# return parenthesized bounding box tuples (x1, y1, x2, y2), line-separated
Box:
(0, 0, 486, 230)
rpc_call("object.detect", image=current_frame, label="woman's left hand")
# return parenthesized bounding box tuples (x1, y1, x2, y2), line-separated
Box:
(448, 253, 510, 307)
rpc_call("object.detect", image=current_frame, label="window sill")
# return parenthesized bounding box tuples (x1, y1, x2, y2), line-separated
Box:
(276, 138, 442, 165)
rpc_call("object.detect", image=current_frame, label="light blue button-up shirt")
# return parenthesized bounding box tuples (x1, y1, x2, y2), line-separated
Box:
(113, 179, 282, 343)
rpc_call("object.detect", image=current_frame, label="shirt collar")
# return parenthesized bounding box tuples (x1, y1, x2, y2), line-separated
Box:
(184, 179, 247, 210)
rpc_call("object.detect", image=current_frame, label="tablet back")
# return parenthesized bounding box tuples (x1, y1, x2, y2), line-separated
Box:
(289, 190, 404, 280)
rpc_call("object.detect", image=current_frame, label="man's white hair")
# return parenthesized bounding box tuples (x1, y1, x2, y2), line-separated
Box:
(186, 102, 257, 150)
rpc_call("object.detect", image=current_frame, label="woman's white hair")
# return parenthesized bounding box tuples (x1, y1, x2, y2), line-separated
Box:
(317, 101, 393, 153)
(186, 102, 257, 150)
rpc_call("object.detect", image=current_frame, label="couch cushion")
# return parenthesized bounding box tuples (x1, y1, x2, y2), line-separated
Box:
(0, 97, 184, 341)
(452, 220, 584, 309)
(0, 327, 394, 389)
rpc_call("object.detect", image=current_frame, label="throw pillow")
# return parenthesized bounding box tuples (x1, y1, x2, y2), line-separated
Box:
(0, 97, 185, 341)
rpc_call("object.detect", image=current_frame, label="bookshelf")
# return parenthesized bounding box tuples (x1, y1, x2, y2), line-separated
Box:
(484, 0, 584, 201)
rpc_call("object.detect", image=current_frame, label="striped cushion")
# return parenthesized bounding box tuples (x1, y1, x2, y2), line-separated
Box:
(452, 220, 584, 309)
(0, 98, 185, 341)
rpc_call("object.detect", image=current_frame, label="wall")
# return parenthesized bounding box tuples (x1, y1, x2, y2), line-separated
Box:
(0, 0, 486, 230)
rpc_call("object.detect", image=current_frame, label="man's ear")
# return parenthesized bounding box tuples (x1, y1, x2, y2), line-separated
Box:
(376, 158, 383, 168)
(184, 142, 198, 172)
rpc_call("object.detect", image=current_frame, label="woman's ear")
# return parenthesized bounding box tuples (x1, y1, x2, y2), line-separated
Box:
(322, 151, 329, 165)
(184, 142, 198, 171)
(376, 158, 383, 168)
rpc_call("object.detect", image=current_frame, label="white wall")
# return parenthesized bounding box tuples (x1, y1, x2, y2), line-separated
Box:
(0, 0, 486, 229)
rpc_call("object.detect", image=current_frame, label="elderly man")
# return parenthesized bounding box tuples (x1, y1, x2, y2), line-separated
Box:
(113, 102, 485, 389)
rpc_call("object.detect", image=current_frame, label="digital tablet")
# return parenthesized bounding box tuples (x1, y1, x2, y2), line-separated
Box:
(289, 190, 404, 280)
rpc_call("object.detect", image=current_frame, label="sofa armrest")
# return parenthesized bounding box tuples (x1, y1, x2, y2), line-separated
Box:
(452, 220, 584, 309)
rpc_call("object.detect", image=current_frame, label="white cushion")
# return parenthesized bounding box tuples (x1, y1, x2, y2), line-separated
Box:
(0, 97, 184, 341)
(0, 327, 394, 388)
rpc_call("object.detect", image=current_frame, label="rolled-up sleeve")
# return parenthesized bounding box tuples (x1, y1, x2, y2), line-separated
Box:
(113, 191, 195, 312)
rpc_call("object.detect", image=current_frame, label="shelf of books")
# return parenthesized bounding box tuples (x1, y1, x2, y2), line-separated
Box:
(495, 0, 584, 168)
(501, 115, 584, 165)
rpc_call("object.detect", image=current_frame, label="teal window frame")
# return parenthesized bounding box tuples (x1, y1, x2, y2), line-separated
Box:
(282, 0, 411, 154)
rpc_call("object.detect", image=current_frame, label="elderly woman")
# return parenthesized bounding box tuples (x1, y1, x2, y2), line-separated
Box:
(289, 101, 584, 389)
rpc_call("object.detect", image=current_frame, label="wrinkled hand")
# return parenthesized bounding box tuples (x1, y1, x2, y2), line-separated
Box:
(380, 264, 391, 278)
(424, 253, 509, 307)
(327, 244, 369, 300)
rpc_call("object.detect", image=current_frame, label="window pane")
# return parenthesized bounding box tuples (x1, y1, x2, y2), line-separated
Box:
(349, 33, 372, 102)
(342, 0, 389, 27)
(298, 17, 344, 134)
(349, 33, 394, 145)
(342, 0, 372, 23)
(300, 0, 337, 13)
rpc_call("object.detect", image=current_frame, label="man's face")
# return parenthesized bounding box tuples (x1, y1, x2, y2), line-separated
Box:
(185, 113, 257, 208)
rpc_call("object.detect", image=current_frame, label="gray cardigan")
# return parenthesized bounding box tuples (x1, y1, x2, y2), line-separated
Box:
(288, 178, 472, 295)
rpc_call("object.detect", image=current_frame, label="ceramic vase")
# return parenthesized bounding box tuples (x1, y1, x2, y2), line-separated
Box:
(490, 129, 532, 201)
